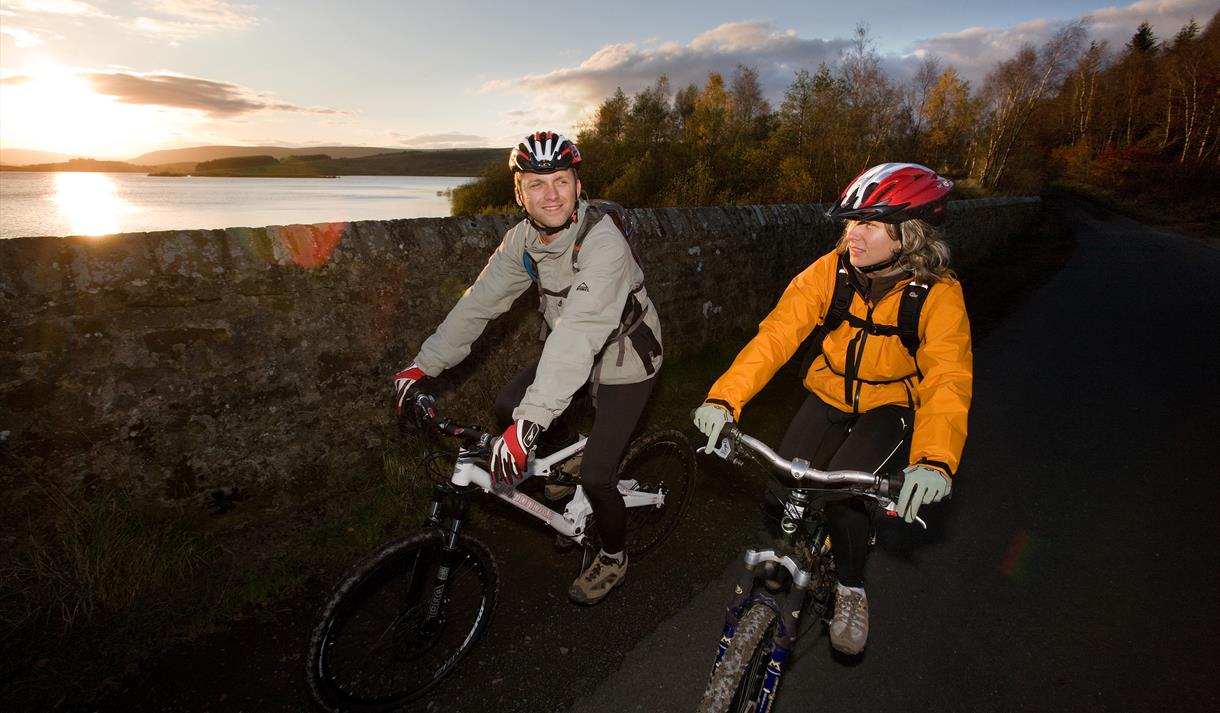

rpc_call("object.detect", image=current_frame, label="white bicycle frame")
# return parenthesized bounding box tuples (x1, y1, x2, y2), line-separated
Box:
(448, 437, 666, 546)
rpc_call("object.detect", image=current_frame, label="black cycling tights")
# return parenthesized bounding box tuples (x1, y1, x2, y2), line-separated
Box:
(776, 393, 913, 588)
(494, 362, 656, 555)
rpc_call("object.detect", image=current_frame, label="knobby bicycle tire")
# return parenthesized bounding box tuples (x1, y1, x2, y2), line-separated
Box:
(697, 603, 780, 713)
(306, 530, 499, 712)
(616, 428, 697, 559)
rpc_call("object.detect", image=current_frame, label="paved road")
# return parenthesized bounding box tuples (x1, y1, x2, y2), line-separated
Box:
(566, 200, 1220, 713)
(90, 200, 1219, 713)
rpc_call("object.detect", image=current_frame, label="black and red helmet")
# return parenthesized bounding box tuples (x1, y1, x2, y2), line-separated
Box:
(827, 163, 954, 225)
(509, 131, 582, 174)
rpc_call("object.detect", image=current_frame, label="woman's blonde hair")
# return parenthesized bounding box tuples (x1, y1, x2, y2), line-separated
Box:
(835, 218, 953, 283)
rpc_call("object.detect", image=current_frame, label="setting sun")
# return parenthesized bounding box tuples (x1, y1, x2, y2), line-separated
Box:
(0, 66, 197, 159)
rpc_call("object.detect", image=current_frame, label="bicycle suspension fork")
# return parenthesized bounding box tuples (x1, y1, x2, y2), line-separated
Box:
(710, 550, 811, 701)
(418, 483, 473, 633)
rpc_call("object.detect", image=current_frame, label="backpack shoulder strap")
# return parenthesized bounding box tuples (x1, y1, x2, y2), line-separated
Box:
(896, 280, 931, 356)
(571, 200, 646, 272)
(570, 202, 607, 273)
(795, 254, 854, 374)
(823, 254, 854, 330)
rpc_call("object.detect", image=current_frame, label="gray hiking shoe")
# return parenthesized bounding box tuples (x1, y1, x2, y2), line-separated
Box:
(569, 552, 627, 605)
(829, 583, 869, 655)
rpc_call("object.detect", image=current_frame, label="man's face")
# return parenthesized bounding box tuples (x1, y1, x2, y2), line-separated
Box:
(515, 169, 581, 230)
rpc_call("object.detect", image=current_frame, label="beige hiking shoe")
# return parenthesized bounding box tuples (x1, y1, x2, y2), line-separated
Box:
(829, 583, 869, 655)
(544, 481, 577, 501)
(568, 552, 627, 605)
(544, 453, 582, 501)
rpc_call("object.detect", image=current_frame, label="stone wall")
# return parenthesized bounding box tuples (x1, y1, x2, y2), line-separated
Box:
(0, 198, 1040, 531)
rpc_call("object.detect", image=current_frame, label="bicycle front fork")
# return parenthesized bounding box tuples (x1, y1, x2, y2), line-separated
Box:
(710, 548, 811, 692)
(417, 483, 473, 634)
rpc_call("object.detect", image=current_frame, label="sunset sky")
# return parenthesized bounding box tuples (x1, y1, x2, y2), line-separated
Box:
(0, 0, 1212, 160)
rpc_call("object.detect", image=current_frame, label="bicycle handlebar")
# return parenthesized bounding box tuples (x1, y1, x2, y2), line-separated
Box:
(411, 392, 494, 450)
(712, 423, 904, 500)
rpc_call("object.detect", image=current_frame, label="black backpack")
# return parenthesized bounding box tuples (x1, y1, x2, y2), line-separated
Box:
(797, 254, 931, 376)
(571, 199, 642, 272)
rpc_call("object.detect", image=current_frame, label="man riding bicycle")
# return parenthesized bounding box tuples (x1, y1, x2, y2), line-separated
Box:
(394, 131, 663, 605)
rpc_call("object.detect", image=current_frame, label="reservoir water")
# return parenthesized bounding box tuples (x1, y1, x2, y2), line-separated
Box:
(0, 172, 475, 239)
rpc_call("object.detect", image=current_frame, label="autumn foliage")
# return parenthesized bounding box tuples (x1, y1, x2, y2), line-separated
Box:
(453, 15, 1218, 221)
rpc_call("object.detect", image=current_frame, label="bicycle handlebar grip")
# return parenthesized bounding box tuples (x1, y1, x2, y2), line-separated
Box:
(885, 471, 905, 498)
(411, 392, 438, 426)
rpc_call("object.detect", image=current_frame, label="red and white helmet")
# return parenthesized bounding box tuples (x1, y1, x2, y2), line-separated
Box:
(509, 131, 582, 174)
(828, 163, 954, 225)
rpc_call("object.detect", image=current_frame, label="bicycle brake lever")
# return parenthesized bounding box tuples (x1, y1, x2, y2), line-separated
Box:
(713, 436, 734, 460)
(882, 504, 928, 529)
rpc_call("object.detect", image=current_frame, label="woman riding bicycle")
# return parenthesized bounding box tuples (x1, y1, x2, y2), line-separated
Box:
(692, 163, 973, 655)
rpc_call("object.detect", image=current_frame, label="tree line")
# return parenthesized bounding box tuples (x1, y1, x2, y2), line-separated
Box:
(452, 14, 1218, 218)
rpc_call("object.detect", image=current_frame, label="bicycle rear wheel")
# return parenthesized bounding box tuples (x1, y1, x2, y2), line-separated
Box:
(306, 530, 499, 712)
(697, 603, 780, 713)
(617, 428, 696, 558)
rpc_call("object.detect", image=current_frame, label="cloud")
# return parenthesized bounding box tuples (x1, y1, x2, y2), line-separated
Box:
(483, 21, 851, 129)
(911, 0, 1216, 84)
(4, 0, 255, 43)
(3, 0, 107, 16)
(79, 70, 349, 117)
(486, 2, 1216, 129)
(1, 25, 44, 47)
(1083, 0, 1215, 43)
(128, 0, 257, 39)
(390, 132, 490, 149)
(911, 19, 1060, 83)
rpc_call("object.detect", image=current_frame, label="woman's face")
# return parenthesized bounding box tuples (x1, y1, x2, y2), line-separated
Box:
(844, 221, 900, 268)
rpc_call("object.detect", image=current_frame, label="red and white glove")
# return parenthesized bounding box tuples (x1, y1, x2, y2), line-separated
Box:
(490, 419, 541, 488)
(393, 363, 427, 413)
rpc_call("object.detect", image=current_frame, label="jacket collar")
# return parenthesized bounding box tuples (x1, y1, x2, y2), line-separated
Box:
(525, 199, 588, 256)
(845, 259, 910, 304)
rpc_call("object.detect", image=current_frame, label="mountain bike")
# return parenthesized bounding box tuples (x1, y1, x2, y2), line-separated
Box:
(696, 424, 922, 713)
(305, 391, 696, 713)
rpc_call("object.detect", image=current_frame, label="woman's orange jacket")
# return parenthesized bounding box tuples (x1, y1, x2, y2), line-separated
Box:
(705, 251, 973, 476)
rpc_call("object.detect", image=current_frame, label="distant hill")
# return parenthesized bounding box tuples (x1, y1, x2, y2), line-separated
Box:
(309, 149, 505, 177)
(0, 158, 148, 173)
(0, 146, 508, 177)
(188, 149, 507, 177)
(0, 148, 75, 165)
(129, 145, 405, 165)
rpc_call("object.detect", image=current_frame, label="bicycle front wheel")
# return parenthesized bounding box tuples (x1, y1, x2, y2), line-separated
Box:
(306, 530, 499, 712)
(697, 603, 780, 713)
(617, 428, 696, 558)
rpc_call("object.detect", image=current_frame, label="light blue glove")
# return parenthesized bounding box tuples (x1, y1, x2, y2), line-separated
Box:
(692, 403, 734, 454)
(897, 465, 951, 524)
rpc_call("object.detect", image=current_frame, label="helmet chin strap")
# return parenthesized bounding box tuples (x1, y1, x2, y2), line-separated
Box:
(527, 209, 578, 236)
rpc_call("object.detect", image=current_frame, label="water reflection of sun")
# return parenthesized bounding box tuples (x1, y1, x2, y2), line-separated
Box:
(52, 173, 133, 236)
